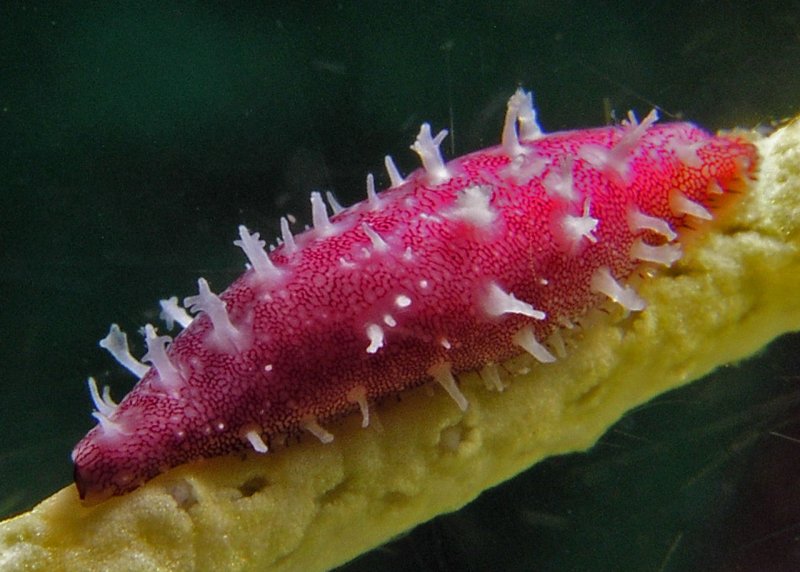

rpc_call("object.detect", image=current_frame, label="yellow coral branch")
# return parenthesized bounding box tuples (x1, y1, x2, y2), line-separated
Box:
(2, 119, 800, 572)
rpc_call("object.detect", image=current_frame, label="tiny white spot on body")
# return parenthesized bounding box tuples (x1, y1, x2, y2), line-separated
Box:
(365, 323, 385, 353)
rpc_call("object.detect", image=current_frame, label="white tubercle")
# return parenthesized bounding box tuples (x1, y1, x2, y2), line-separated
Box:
(480, 362, 505, 392)
(366, 173, 380, 209)
(365, 323, 385, 353)
(580, 109, 659, 184)
(627, 208, 678, 241)
(325, 191, 345, 215)
(234, 225, 282, 281)
(87, 376, 117, 418)
(501, 89, 526, 157)
(669, 189, 713, 220)
(543, 156, 577, 201)
(310, 191, 336, 236)
(99, 323, 149, 378)
(142, 323, 183, 393)
(244, 428, 268, 453)
(347, 385, 370, 428)
(302, 416, 334, 444)
(707, 180, 724, 195)
(410, 123, 450, 185)
(621, 108, 659, 136)
(428, 361, 469, 411)
(384, 155, 405, 188)
(361, 223, 389, 253)
(280, 217, 298, 254)
(444, 185, 497, 228)
(87, 377, 128, 436)
(617, 108, 659, 151)
(184, 278, 244, 352)
(513, 326, 556, 363)
(515, 88, 543, 141)
(325, 191, 344, 215)
(502, 152, 549, 184)
(630, 239, 682, 266)
(548, 329, 567, 358)
(590, 266, 646, 312)
(483, 282, 546, 320)
(668, 138, 703, 168)
(159, 297, 193, 330)
(726, 172, 750, 193)
(90, 411, 127, 436)
(561, 200, 599, 246)
(501, 88, 543, 157)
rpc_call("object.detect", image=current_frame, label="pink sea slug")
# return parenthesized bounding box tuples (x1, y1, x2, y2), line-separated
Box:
(72, 90, 758, 503)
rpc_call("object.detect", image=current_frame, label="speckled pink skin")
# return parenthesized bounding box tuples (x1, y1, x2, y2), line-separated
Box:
(72, 94, 757, 503)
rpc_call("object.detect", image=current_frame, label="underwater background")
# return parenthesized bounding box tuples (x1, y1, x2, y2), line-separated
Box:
(2, 1, 800, 570)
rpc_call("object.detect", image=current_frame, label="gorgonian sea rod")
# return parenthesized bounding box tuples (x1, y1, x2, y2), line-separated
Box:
(72, 90, 758, 504)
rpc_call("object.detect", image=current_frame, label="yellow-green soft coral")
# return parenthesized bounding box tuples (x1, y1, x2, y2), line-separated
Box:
(2, 119, 800, 572)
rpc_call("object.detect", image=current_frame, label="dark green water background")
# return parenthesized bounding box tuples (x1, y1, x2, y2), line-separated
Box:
(2, 2, 800, 570)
